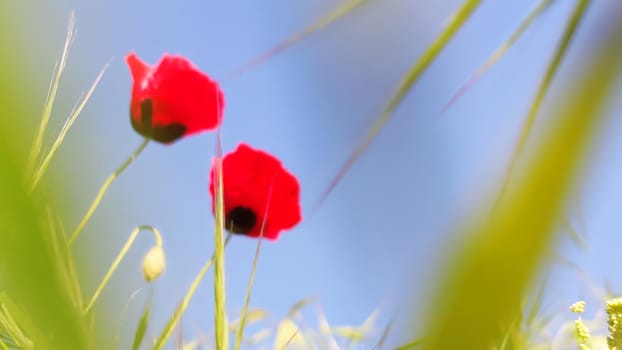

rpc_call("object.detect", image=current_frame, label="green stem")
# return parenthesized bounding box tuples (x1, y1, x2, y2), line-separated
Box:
(153, 234, 232, 350)
(69, 138, 150, 245)
(213, 131, 229, 350)
(83, 225, 162, 314)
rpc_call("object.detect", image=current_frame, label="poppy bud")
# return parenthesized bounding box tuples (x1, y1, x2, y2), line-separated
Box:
(142, 245, 166, 282)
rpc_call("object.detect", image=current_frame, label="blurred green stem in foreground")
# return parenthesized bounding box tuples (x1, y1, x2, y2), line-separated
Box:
(421, 1, 622, 349)
(0, 7, 95, 347)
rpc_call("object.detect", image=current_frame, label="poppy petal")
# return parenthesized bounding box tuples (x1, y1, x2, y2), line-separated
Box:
(126, 52, 150, 83)
(126, 52, 224, 144)
(209, 143, 302, 240)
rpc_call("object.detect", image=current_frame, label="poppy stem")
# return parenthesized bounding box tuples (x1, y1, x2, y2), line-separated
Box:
(68, 138, 150, 245)
(153, 234, 233, 350)
(212, 137, 229, 350)
(83, 225, 162, 314)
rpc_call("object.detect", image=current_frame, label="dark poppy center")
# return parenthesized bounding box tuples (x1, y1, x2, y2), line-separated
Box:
(130, 98, 187, 144)
(226, 206, 257, 234)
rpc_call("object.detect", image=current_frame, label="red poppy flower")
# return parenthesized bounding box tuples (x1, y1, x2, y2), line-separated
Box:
(126, 52, 224, 144)
(209, 143, 302, 240)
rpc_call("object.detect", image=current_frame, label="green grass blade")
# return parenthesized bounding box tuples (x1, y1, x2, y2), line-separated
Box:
(421, 5, 622, 349)
(131, 302, 151, 350)
(26, 11, 75, 176)
(372, 320, 392, 350)
(31, 61, 109, 190)
(224, 0, 370, 81)
(69, 138, 150, 244)
(441, 0, 556, 113)
(84, 226, 162, 314)
(44, 205, 85, 310)
(233, 238, 264, 350)
(395, 338, 426, 350)
(492, 0, 591, 210)
(114, 288, 144, 349)
(213, 130, 229, 350)
(314, 0, 482, 211)
(153, 234, 232, 350)
(233, 183, 274, 350)
(0, 295, 31, 349)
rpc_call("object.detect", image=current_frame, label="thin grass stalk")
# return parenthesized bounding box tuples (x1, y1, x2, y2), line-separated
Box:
(441, 0, 556, 113)
(153, 234, 232, 350)
(233, 180, 275, 350)
(0, 295, 35, 349)
(31, 62, 109, 190)
(44, 206, 84, 309)
(223, 0, 369, 82)
(233, 240, 264, 350)
(213, 129, 229, 350)
(492, 0, 591, 210)
(314, 0, 482, 212)
(110, 289, 146, 349)
(27, 11, 75, 176)
(0, 303, 29, 349)
(69, 138, 150, 244)
(83, 225, 162, 314)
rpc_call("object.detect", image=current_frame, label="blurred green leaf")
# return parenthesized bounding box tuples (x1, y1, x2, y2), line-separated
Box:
(0, 5, 93, 349)
(421, 2, 622, 349)
(0, 97, 89, 350)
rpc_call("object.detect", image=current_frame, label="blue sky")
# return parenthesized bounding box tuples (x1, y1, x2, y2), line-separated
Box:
(13, 0, 622, 348)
